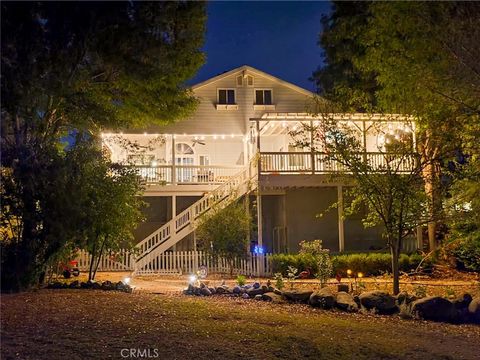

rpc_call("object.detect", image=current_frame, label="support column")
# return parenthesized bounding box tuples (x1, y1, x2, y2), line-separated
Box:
(310, 120, 315, 174)
(171, 134, 176, 185)
(256, 191, 263, 248)
(171, 195, 177, 251)
(337, 185, 345, 252)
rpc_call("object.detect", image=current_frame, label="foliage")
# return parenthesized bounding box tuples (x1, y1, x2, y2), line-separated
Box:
(236, 275, 246, 287)
(273, 273, 284, 291)
(271, 252, 431, 278)
(299, 240, 332, 287)
(0, 2, 206, 292)
(0, 136, 144, 289)
(413, 285, 427, 298)
(196, 201, 251, 275)
(286, 266, 298, 290)
(314, 2, 480, 251)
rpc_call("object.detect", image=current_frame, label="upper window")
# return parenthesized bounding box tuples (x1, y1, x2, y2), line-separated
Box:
(236, 75, 243, 87)
(246, 75, 254, 87)
(255, 89, 273, 105)
(218, 89, 236, 104)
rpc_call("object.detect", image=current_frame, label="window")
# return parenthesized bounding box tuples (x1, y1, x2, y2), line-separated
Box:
(246, 75, 254, 87)
(199, 155, 210, 166)
(218, 89, 235, 104)
(236, 75, 243, 87)
(255, 89, 273, 105)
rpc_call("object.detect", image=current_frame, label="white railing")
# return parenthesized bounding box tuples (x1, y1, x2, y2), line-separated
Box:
(135, 165, 254, 267)
(131, 165, 243, 185)
(75, 250, 272, 277)
(260, 152, 416, 174)
(136, 251, 272, 277)
(76, 249, 135, 271)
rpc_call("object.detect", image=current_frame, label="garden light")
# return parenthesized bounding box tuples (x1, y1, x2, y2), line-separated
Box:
(347, 269, 352, 276)
(123, 277, 131, 285)
(357, 272, 364, 278)
(189, 274, 197, 284)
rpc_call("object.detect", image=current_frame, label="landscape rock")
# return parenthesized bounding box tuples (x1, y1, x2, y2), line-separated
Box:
(273, 289, 282, 296)
(452, 293, 472, 310)
(282, 290, 313, 303)
(242, 293, 250, 299)
(411, 296, 456, 322)
(116, 281, 126, 291)
(69, 280, 79, 289)
(200, 287, 212, 296)
(254, 294, 263, 301)
(359, 291, 397, 314)
(247, 287, 264, 298)
(261, 292, 285, 303)
(468, 297, 480, 324)
(309, 287, 336, 309)
(253, 282, 261, 289)
(91, 282, 102, 290)
(335, 292, 358, 312)
(396, 292, 417, 306)
(101, 281, 115, 291)
(232, 286, 242, 294)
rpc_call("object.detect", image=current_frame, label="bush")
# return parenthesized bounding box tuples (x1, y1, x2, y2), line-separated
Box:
(448, 234, 480, 272)
(270, 252, 432, 277)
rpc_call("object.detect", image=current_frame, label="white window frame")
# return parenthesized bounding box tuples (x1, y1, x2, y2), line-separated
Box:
(246, 75, 254, 87)
(253, 88, 275, 110)
(236, 75, 244, 87)
(216, 88, 238, 110)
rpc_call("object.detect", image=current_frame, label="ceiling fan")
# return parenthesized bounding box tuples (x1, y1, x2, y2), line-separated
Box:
(191, 139, 206, 147)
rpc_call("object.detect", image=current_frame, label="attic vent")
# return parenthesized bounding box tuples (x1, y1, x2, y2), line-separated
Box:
(236, 75, 243, 87)
(246, 75, 254, 87)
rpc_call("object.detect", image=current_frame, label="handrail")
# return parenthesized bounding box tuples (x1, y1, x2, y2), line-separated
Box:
(134, 164, 254, 261)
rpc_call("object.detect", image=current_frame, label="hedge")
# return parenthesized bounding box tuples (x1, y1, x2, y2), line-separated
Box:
(270, 252, 431, 277)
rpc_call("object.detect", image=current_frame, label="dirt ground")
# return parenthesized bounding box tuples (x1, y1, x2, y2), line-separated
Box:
(1, 290, 479, 360)
(68, 271, 480, 298)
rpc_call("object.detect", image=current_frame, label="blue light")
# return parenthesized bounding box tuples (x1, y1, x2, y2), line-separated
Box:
(254, 246, 264, 254)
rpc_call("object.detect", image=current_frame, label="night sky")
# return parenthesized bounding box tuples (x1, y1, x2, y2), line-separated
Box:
(190, 1, 332, 91)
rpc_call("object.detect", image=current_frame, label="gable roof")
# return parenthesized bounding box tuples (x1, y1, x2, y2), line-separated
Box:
(191, 65, 316, 97)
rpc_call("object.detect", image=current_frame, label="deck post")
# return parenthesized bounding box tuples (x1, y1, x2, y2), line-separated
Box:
(337, 185, 345, 252)
(310, 120, 315, 174)
(172, 195, 177, 251)
(256, 191, 263, 249)
(171, 134, 176, 185)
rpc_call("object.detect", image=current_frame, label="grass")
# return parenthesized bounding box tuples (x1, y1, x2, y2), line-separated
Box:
(1, 290, 479, 359)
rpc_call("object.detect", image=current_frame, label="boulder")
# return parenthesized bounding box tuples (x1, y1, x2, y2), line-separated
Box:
(91, 282, 102, 290)
(200, 287, 212, 296)
(261, 292, 285, 303)
(49, 281, 63, 289)
(335, 292, 358, 312)
(116, 281, 126, 291)
(247, 287, 264, 298)
(232, 286, 242, 294)
(411, 296, 456, 322)
(396, 292, 417, 306)
(69, 280, 80, 289)
(359, 291, 397, 314)
(101, 281, 115, 291)
(254, 294, 263, 301)
(124, 285, 133, 293)
(261, 285, 269, 293)
(253, 282, 261, 289)
(452, 293, 473, 310)
(337, 284, 350, 293)
(282, 290, 313, 303)
(468, 297, 480, 324)
(215, 286, 230, 294)
(309, 287, 336, 309)
(242, 293, 250, 299)
(273, 289, 282, 295)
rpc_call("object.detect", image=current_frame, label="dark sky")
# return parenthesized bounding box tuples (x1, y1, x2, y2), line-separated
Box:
(189, 1, 332, 92)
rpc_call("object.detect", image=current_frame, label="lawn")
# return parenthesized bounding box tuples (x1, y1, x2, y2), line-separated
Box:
(1, 290, 479, 360)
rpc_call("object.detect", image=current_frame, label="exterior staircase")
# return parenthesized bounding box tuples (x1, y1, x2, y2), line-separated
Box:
(134, 164, 257, 274)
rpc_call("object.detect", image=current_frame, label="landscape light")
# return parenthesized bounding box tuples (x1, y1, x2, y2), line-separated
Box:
(189, 274, 197, 284)
(123, 277, 131, 285)
(347, 269, 352, 276)
(357, 272, 364, 278)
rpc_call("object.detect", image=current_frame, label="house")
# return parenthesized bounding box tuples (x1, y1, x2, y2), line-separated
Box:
(101, 65, 417, 271)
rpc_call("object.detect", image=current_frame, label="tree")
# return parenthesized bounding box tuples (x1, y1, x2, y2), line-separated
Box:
(1, 2, 206, 291)
(313, 2, 480, 251)
(196, 201, 252, 276)
(290, 112, 429, 294)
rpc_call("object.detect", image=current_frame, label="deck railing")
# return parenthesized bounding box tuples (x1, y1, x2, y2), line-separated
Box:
(131, 165, 243, 185)
(260, 152, 416, 174)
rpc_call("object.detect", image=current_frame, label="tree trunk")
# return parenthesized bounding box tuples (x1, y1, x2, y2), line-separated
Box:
(88, 239, 97, 281)
(92, 236, 107, 280)
(390, 242, 400, 295)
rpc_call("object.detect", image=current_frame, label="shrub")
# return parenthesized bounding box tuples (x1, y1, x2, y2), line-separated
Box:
(271, 252, 432, 277)
(299, 240, 332, 287)
(236, 275, 246, 286)
(448, 233, 480, 272)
